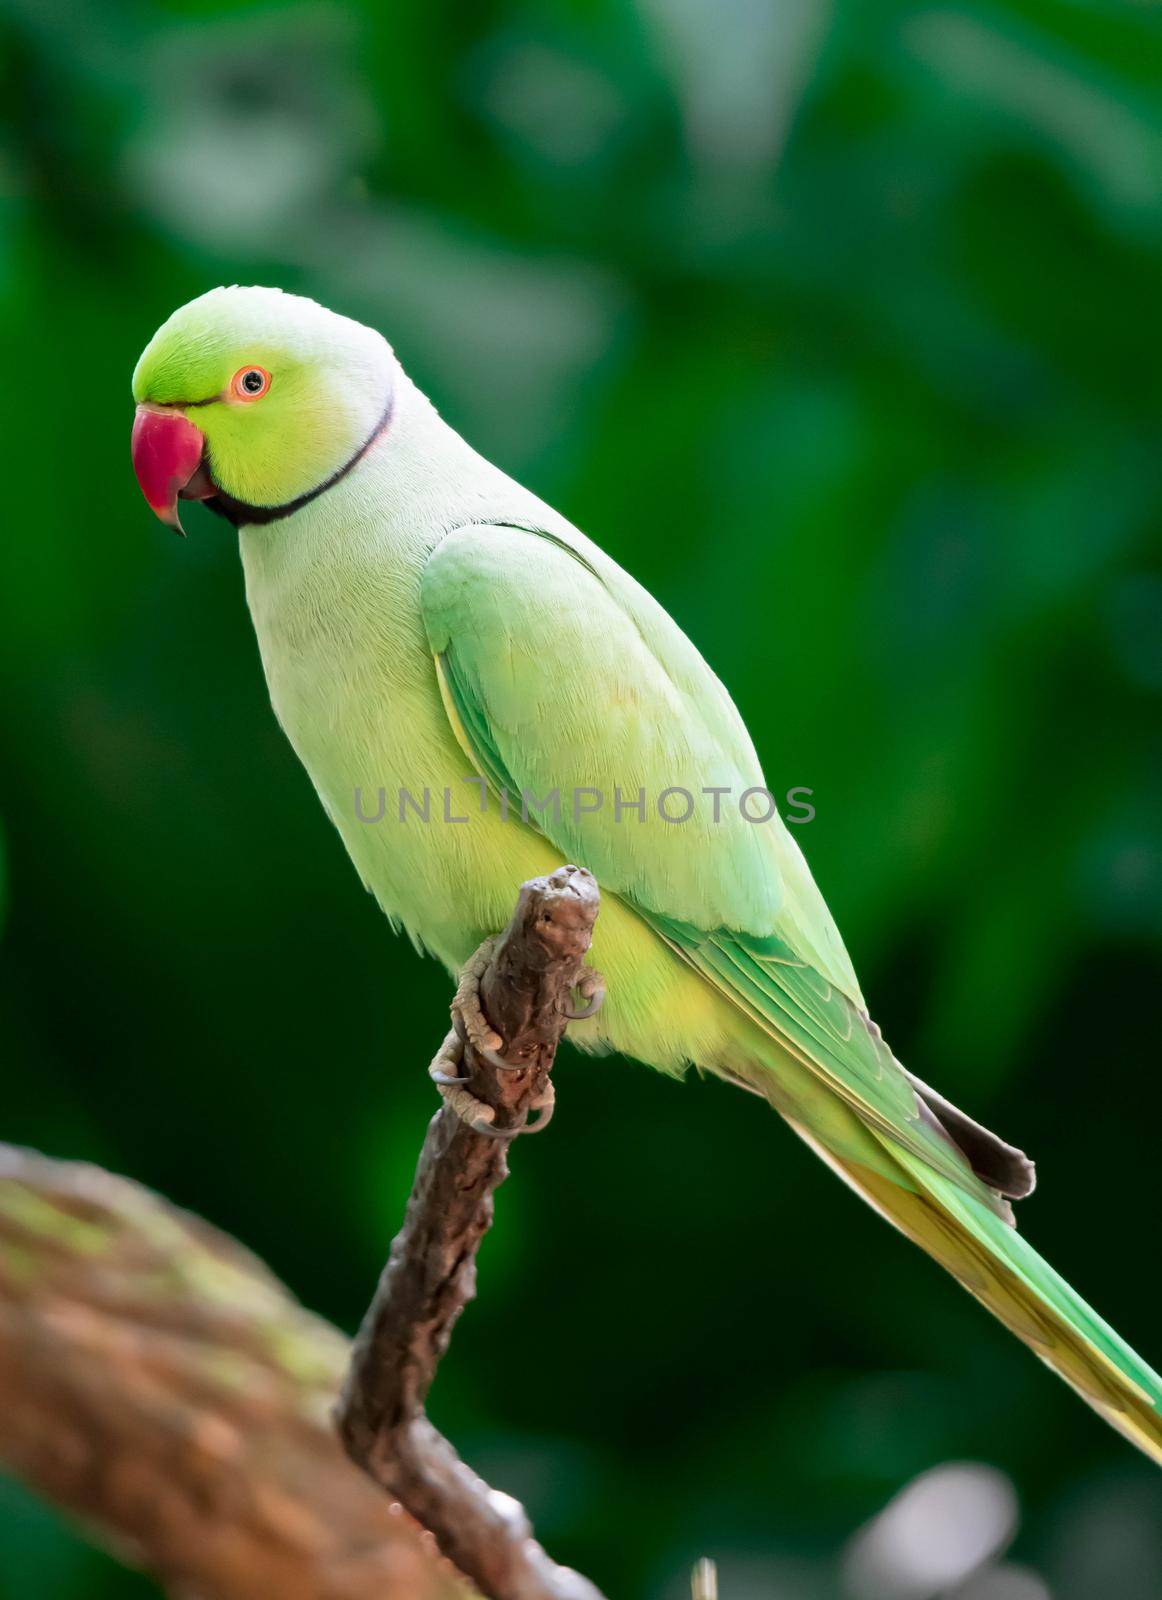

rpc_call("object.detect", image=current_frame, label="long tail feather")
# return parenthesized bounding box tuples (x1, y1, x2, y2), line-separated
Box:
(786, 1114, 1162, 1465)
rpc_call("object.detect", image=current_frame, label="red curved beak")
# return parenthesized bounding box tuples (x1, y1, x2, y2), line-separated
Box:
(131, 405, 210, 535)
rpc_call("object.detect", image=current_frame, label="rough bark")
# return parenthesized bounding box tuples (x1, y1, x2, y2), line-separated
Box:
(337, 864, 607, 1600)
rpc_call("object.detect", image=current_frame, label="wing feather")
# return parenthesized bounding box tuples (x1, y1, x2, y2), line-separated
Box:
(421, 521, 1006, 1210)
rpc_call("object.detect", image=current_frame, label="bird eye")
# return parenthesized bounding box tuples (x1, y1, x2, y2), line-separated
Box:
(230, 366, 271, 401)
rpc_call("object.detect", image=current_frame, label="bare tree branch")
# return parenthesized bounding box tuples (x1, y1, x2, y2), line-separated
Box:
(336, 864, 608, 1600)
(0, 1145, 465, 1600)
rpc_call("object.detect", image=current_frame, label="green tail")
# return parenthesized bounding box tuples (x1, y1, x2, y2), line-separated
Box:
(668, 911, 1162, 1466)
(786, 1105, 1162, 1465)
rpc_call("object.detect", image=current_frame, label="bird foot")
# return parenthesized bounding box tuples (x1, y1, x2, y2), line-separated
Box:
(427, 937, 555, 1138)
(428, 1029, 555, 1138)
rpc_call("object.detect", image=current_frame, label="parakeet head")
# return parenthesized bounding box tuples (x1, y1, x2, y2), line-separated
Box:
(131, 286, 392, 533)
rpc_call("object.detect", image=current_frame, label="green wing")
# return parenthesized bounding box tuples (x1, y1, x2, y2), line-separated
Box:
(421, 521, 991, 1204)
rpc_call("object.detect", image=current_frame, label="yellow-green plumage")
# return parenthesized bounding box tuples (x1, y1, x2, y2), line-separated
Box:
(134, 286, 1162, 1465)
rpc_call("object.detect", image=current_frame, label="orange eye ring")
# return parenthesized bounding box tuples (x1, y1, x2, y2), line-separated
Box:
(229, 365, 271, 402)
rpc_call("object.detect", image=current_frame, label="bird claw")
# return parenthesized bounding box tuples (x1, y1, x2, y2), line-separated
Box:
(470, 1082, 556, 1140)
(428, 1028, 469, 1090)
(561, 966, 605, 1022)
(468, 1034, 516, 1073)
(428, 1031, 498, 1130)
(520, 1084, 555, 1134)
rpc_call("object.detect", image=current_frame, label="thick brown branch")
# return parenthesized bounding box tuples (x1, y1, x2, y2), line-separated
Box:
(0, 866, 612, 1600)
(0, 1144, 465, 1600)
(336, 864, 608, 1600)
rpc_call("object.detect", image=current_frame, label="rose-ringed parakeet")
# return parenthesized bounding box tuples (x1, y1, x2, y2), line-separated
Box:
(131, 286, 1162, 1464)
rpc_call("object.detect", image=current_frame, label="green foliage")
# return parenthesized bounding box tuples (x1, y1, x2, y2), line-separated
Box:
(1, 0, 1160, 1594)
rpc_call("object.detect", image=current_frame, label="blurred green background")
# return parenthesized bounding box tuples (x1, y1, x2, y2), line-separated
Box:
(1, 0, 1160, 1595)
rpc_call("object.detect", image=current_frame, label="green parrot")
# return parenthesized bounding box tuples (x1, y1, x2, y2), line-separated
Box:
(132, 286, 1161, 1465)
